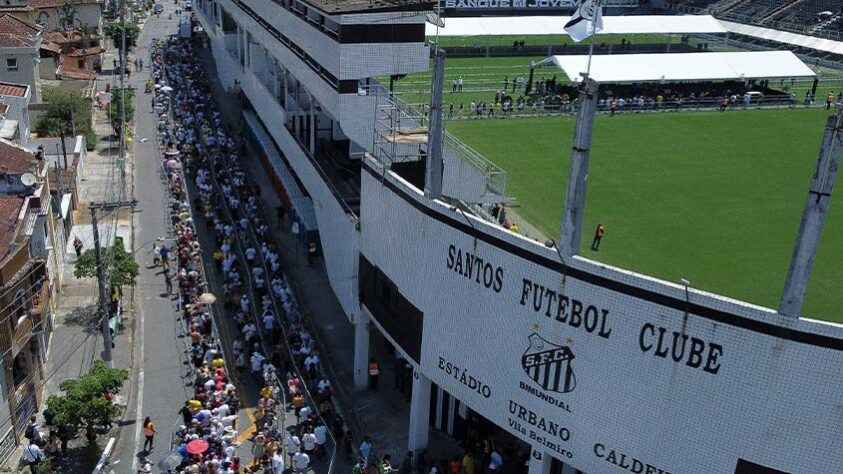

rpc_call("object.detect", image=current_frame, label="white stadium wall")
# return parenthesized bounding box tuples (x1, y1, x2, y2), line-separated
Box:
(258, 117, 361, 323)
(359, 157, 843, 474)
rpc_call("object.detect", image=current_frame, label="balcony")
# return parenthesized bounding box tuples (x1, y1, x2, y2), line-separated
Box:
(29, 284, 50, 332)
(0, 285, 48, 357)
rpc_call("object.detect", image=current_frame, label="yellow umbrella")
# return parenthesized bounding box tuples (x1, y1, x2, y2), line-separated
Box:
(199, 293, 217, 304)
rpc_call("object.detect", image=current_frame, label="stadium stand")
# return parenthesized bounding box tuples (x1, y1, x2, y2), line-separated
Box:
(671, 0, 843, 37)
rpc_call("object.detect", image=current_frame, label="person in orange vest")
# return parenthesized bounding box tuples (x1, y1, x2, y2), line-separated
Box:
(368, 358, 380, 390)
(591, 223, 604, 251)
(610, 99, 618, 117)
(827, 92, 835, 110)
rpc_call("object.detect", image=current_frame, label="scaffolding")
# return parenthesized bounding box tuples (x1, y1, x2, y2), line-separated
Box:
(371, 89, 509, 202)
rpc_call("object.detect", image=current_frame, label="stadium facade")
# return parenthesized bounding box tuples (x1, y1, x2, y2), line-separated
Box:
(193, 1, 843, 472)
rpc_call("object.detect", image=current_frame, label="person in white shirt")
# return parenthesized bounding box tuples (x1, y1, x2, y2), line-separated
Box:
(302, 427, 317, 455)
(250, 352, 266, 381)
(298, 405, 312, 424)
(285, 432, 301, 465)
(317, 377, 330, 394)
(293, 450, 310, 473)
(314, 424, 328, 457)
(272, 450, 285, 474)
(303, 353, 319, 374)
(242, 323, 256, 342)
(489, 450, 503, 472)
(263, 313, 275, 332)
(22, 442, 43, 473)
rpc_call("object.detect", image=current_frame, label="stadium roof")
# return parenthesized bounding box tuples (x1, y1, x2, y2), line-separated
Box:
(302, 0, 434, 14)
(426, 14, 726, 37)
(535, 51, 816, 84)
(720, 20, 843, 56)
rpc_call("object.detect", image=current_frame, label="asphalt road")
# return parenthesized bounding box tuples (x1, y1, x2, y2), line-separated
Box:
(111, 4, 191, 472)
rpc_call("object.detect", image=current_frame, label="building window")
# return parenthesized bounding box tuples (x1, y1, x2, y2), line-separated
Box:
(12, 352, 28, 387)
(36, 11, 49, 27)
(6, 58, 17, 71)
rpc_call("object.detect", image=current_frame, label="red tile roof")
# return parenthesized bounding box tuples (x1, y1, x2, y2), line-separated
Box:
(0, 140, 35, 174)
(0, 83, 28, 98)
(45, 30, 100, 44)
(68, 45, 104, 56)
(0, 195, 24, 260)
(56, 65, 97, 80)
(0, 33, 34, 47)
(29, 0, 100, 7)
(0, 7, 34, 13)
(0, 13, 40, 36)
(40, 40, 61, 54)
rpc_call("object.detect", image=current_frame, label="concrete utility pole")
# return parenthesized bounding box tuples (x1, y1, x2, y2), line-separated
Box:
(424, 48, 446, 200)
(779, 106, 843, 318)
(118, 0, 128, 197)
(559, 76, 599, 257)
(90, 200, 137, 367)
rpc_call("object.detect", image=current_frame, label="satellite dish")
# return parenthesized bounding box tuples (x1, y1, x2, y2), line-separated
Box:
(20, 173, 36, 187)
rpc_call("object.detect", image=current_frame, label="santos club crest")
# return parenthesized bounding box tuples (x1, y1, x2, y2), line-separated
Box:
(522, 333, 576, 393)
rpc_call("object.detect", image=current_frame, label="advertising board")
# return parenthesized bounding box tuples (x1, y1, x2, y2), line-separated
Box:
(360, 161, 843, 473)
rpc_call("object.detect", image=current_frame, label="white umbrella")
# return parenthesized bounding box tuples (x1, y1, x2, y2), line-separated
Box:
(160, 85, 174, 93)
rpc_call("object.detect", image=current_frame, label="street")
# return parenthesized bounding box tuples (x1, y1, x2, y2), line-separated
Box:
(111, 4, 189, 471)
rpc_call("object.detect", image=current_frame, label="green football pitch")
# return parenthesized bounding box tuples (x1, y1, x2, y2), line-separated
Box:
(446, 108, 843, 323)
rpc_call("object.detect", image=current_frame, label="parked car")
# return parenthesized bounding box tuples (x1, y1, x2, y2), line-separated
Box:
(153, 3, 164, 13)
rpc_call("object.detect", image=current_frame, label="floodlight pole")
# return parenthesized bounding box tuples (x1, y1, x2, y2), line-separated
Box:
(424, 47, 445, 200)
(779, 105, 843, 318)
(559, 76, 599, 257)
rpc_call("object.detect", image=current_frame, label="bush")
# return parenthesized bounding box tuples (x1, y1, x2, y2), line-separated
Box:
(34, 116, 61, 137)
(86, 128, 97, 151)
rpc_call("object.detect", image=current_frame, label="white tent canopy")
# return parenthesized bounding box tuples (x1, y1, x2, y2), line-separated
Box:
(534, 51, 816, 84)
(425, 14, 727, 37)
(720, 20, 843, 55)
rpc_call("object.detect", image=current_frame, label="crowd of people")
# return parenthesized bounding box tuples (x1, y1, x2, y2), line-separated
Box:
(151, 34, 351, 473)
(431, 76, 807, 119)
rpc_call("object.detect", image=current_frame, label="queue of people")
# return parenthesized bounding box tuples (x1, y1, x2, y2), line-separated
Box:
(154, 35, 348, 473)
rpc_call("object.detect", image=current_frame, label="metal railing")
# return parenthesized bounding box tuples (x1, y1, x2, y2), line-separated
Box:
(373, 89, 509, 198)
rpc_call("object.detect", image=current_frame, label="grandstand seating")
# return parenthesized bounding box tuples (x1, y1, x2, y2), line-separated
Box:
(770, 0, 843, 27)
(672, 0, 843, 38)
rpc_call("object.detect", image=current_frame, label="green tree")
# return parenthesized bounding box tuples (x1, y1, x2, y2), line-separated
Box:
(37, 87, 93, 137)
(107, 88, 135, 136)
(103, 22, 141, 55)
(74, 238, 139, 287)
(44, 361, 129, 436)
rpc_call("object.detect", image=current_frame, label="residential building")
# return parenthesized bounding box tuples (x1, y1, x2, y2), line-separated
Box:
(0, 81, 32, 144)
(34, 0, 102, 32)
(0, 139, 56, 464)
(0, 14, 41, 102)
(45, 29, 104, 75)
